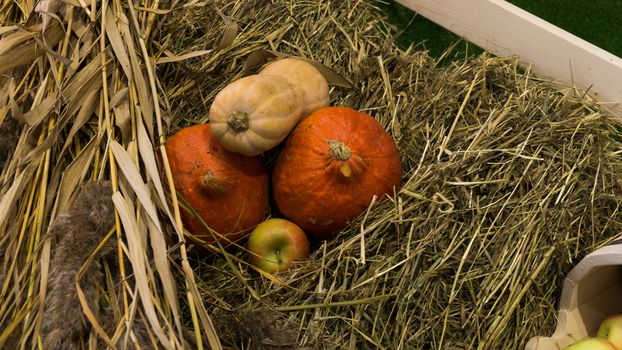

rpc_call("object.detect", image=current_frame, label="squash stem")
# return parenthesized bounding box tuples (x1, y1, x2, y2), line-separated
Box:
(328, 140, 353, 178)
(228, 111, 250, 132)
(327, 140, 351, 160)
(201, 171, 228, 194)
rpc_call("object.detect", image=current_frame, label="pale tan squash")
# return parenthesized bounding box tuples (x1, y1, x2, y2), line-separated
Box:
(209, 74, 304, 157)
(209, 58, 331, 156)
(259, 57, 330, 117)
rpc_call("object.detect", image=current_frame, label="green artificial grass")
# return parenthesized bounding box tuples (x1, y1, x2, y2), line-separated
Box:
(509, 0, 622, 58)
(382, 0, 622, 59)
(379, 1, 481, 59)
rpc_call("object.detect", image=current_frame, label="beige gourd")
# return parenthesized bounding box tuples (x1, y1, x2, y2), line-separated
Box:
(259, 58, 330, 117)
(209, 58, 330, 157)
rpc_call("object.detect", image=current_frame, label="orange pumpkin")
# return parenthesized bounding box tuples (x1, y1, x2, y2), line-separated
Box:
(272, 106, 402, 240)
(165, 124, 269, 246)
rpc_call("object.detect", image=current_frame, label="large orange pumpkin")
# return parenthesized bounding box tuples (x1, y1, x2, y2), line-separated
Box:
(272, 106, 402, 240)
(165, 124, 269, 246)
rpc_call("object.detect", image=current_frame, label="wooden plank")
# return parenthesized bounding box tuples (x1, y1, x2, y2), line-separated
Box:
(395, 0, 622, 118)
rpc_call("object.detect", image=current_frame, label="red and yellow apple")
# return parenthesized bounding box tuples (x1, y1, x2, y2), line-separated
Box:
(247, 218, 310, 273)
(598, 314, 622, 349)
(563, 337, 617, 350)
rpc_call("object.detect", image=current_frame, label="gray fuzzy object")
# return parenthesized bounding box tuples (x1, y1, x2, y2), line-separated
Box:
(41, 181, 117, 349)
(40, 180, 159, 349)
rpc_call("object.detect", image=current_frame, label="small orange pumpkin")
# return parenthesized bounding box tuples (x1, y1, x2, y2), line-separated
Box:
(165, 124, 269, 246)
(272, 106, 402, 240)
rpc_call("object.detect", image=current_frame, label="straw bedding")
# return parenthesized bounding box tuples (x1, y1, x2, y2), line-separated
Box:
(1, 0, 621, 349)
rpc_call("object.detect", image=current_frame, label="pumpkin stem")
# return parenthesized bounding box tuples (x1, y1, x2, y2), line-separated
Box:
(328, 140, 354, 178)
(327, 140, 351, 160)
(201, 171, 228, 194)
(228, 111, 250, 132)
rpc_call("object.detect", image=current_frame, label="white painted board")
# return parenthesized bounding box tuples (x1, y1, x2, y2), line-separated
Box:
(395, 0, 622, 119)
(524, 242, 622, 350)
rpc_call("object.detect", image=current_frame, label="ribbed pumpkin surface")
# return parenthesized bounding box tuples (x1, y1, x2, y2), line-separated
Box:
(272, 107, 402, 240)
(165, 124, 269, 246)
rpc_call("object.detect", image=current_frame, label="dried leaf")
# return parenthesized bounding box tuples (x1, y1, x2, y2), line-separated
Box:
(298, 57, 353, 88)
(243, 49, 281, 75)
(135, 0, 206, 15)
(146, 219, 182, 334)
(0, 22, 64, 74)
(75, 275, 116, 349)
(65, 78, 106, 124)
(213, 11, 237, 51)
(105, 5, 132, 81)
(0, 164, 35, 227)
(121, 18, 154, 137)
(14, 94, 57, 126)
(36, 239, 52, 337)
(61, 51, 107, 101)
(60, 88, 99, 155)
(112, 192, 172, 350)
(34, 33, 71, 66)
(110, 87, 129, 108)
(34, 0, 62, 34)
(156, 50, 213, 64)
(109, 141, 162, 237)
(136, 118, 181, 235)
(20, 111, 72, 166)
(56, 0, 79, 6)
(0, 27, 38, 56)
(136, 117, 184, 334)
(112, 89, 132, 143)
(8, 78, 22, 122)
(0, 26, 19, 36)
(56, 136, 99, 213)
(135, 6, 174, 15)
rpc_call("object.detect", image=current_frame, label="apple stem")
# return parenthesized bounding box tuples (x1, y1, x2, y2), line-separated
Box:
(275, 249, 283, 264)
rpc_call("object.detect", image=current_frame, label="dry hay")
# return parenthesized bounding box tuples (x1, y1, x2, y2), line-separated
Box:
(1, 0, 622, 349)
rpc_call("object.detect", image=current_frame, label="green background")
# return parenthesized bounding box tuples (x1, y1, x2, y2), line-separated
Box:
(381, 0, 622, 59)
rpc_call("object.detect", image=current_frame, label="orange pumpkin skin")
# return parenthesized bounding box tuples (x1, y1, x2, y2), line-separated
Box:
(165, 124, 269, 246)
(272, 106, 402, 240)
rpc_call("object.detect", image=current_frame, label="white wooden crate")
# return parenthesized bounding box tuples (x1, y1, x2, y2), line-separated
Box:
(395, 0, 622, 119)
(525, 242, 622, 349)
